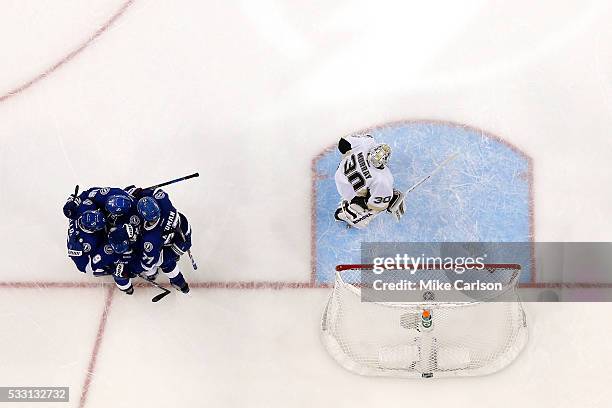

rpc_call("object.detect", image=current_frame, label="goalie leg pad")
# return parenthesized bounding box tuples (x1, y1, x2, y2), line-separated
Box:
(335, 200, 376, 229)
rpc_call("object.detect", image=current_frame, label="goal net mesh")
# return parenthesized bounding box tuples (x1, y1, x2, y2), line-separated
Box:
(321, 264, 527, 378)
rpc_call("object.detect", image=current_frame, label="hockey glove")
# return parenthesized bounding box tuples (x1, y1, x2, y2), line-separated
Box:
(387, 189, 405, 221)
(125, 185, 153, 200)
(114, 263, 127, 278)
(63, 195, 82, 219)
(113, 262, 135, 279)
(171, 239, 192, 256)
(171, 229, 192, 256)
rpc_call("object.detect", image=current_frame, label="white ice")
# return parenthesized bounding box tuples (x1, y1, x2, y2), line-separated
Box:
(1, 0, 612, 407)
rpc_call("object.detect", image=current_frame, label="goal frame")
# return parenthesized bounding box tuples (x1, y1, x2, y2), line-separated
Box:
(321, 263, 528, 378)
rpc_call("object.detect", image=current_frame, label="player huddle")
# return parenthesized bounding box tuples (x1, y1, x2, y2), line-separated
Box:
(63, 185, 192, 295)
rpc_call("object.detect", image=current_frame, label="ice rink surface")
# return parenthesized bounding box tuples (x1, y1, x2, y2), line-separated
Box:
(1, 0, 612, 407)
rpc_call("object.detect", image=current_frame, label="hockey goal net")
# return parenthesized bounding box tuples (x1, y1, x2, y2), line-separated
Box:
(321, 263, 528, 378)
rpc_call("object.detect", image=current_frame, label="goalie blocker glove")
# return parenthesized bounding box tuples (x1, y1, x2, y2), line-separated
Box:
(387, 189, 406, 221)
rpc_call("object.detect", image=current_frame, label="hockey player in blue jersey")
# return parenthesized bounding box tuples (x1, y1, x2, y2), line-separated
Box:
(136, 190, 192, 294)
(63, 187, 130, 219)
(67, 209, 108, 274)
(64, 173, 198, 298)
(90, 193, 192, 296)
(64, 185, 142, 231)
(103, 222, 144, 295)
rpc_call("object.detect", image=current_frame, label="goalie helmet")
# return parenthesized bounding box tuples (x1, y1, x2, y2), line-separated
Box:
(368, 143, 392, 169)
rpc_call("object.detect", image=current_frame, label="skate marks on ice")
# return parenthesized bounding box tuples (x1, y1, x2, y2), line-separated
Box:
(312, 120, 532, 285)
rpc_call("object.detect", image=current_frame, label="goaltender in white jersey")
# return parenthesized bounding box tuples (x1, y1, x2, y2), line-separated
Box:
(334, 134, 405, 229)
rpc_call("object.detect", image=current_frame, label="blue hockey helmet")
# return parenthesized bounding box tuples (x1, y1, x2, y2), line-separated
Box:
(105, 194, 133, 216)
(137, 197, 161, 222)
(79, 210, 106, 232)
(108, 226, 131, 254)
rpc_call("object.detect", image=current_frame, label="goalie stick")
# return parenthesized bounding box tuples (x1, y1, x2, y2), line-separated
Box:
(404, 152, 459, 195)
(388, 151, 459, 221)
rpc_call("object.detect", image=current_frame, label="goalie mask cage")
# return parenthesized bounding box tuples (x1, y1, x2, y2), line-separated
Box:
(321, 263, 528, 378)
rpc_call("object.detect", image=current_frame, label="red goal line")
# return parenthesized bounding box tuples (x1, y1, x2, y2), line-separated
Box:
(334, 263, 612, 289)
(335, 263, 522, 271)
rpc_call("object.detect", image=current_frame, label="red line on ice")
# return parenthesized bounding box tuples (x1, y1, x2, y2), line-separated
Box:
(78, 285, 115, 408)
(0, 280, 321, 289)
(0, 0, 135, 103)
(2, 280, 610, 290)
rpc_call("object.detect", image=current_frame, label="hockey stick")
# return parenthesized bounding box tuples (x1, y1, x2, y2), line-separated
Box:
(403, 152, 460, 195)
(141, 172, 199, 270)
(143, 173, 198, 271)
(143, 172, 199, 191)
(138, 274, 171, 302)
(176, 227, 198, 270)
(387, 151, 459, 221)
